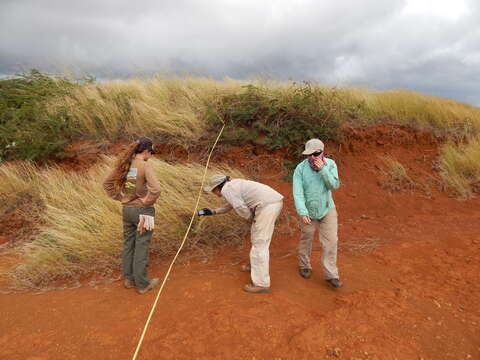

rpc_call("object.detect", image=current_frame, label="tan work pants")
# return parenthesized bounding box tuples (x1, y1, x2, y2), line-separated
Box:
(298, 208, 339, 280)
(250, 201, 283, 287)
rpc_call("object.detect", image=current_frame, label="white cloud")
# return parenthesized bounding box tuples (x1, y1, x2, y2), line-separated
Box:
(402, 0, 468, 21)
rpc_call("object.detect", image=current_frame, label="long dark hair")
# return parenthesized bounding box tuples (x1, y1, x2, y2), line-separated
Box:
(110, 137, 154, 191)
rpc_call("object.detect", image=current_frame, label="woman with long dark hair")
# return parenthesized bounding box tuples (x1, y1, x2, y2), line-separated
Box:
(103, 137, 161, 294)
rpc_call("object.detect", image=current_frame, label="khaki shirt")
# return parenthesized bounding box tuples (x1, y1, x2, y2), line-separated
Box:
(214, 179, 283, 220)
(103, 158, 161, 207)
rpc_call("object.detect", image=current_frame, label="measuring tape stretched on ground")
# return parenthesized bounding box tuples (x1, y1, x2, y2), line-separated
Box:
(132, 123, 225, 360)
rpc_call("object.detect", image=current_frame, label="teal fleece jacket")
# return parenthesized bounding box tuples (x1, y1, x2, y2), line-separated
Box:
(292, 158, 340, 219)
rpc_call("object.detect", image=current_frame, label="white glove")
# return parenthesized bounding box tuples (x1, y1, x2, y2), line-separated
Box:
(144, 215, 154, 231)
(137, 215, 155, 233)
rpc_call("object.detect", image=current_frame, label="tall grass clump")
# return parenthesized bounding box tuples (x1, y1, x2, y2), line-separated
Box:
(439, 137, 480, 199)
(379, 156, 416, 192)
(341, 88, 480, 137)
(0, 162, 43, 216)
(4, 158, 248, 289)
(0, 162, 40, 199)
(0, 70, 92, 161)
(48, 76, 245, 142)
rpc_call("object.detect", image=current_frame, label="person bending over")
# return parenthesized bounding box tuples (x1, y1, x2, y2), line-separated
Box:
(200, 175, 283, 294)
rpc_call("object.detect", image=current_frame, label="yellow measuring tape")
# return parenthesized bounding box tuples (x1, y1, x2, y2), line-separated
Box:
(132, 123, 225, 360)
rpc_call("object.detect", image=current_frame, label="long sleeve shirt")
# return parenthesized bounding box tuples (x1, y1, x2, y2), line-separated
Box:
(293, 158, 339, 219)
(214, 179, 283, 220)
(103, 158, 161, 207)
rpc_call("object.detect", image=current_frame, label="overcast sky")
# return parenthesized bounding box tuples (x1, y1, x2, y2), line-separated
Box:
(1, 0, 479, 105)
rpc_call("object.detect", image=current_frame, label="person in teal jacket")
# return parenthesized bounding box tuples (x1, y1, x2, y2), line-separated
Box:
(292, 138, 343, 288)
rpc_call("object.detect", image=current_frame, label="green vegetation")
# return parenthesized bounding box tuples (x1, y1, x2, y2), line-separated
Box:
(208, 83, 363, 152)
(0, 70, 92, 161)
(282, 160, 298, 183)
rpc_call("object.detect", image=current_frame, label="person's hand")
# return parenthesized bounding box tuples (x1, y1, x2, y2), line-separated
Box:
(302, 216, 312, 225)
(314, 157, 326, 169)
(137, 215, 154, 232)
(137, 215, 146, 233)
(139, 196, 148, 206)
(143, 215, 154, 231)
(198, 208, 215, 216)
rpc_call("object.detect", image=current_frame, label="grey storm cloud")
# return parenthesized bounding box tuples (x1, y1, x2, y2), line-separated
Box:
(1, 0, 479, 105)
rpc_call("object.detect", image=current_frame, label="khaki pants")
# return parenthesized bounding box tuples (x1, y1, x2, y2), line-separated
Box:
(250, 201, 283, 287)
(298, 208, 339, 280)
(122, 206, 155, 289)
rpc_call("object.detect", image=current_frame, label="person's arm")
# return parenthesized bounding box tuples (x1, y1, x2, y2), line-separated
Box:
(213, 203, 233, 214)
(319, 160, 340, 190)
(142, 163, 161, 206)
(293, 164, 309, 217)
(103, 171, 122, 201)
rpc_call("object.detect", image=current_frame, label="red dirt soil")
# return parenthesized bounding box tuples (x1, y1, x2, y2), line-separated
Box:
(1, 126, 479, 360)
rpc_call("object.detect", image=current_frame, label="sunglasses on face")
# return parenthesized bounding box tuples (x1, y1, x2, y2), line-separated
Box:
(309, 152, 323, 157)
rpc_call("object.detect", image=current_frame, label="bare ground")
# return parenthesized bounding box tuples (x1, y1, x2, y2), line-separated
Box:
(1, 126, 479, 360)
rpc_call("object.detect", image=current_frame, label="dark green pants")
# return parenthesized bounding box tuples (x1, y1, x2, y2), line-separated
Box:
(122, 206, 155, 290)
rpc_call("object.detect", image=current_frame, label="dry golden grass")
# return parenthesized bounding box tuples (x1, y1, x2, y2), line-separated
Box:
(0, 162, 39, 198)
(48, 78, 480, 176)
(379, 156, 416, 192)
(47, 76, 247, 141)
(341, 88, 480, 135)
(3, 158, 249, 289)
(439, 137, 480, 199)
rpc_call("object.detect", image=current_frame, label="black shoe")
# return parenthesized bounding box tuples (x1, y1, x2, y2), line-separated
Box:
(326, 278, 343, 288)
(299, 268, 312, 279)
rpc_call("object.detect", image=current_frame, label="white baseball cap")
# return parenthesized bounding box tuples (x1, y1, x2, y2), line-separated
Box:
(302, 138, 324, 155)
(203, 174, 229, 192)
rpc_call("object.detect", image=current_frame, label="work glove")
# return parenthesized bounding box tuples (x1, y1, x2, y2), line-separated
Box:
(197, 208, 215, 216)
(137, 214, 155, 233)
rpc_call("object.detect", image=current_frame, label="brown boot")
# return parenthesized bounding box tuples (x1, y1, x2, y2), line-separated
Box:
(137, 278, 160, 295)
(243, 283, 270, 294)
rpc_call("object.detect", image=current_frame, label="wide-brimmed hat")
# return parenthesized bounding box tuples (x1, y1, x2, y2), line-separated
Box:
(203, 174, 229, 192)
(302, 138, 324, 155)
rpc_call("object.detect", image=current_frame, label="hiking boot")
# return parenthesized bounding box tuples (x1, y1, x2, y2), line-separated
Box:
(137, 278, 160, 295)
(299, 268, 312, 279)
(326, 278, 343, 288)
(243, 283, 271, 294)
(240, 264, 251, 272)
(124, 279, 135, 289)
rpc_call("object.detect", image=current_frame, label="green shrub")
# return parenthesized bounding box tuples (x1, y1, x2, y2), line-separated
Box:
(208, 83, 365, 152)
(282, 159, 298, 183)
(0, 70, 92, 161)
